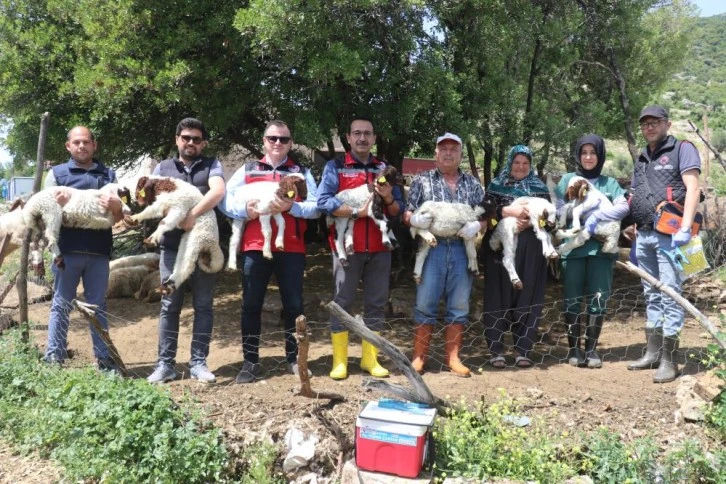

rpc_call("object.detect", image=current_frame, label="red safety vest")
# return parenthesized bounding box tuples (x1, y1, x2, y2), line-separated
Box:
(327, 152, 391, 253)
(240, 158, 307, 254)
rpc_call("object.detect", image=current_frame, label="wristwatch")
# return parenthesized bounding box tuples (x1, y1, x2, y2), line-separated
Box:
(679, 226, 691, 233)
(351, 211, 359, 221)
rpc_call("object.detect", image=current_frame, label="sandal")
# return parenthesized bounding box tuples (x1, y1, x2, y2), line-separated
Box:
(488, 356, 506, 369)
(515, 356, 533, 368)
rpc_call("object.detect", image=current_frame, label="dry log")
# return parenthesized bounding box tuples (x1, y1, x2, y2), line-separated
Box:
(326, 301, 448, 412)
(0, 271, 19, 306)
(616, 261, 725, 350)
(295, 314, 344, 401)
(73, 299, 128, 377)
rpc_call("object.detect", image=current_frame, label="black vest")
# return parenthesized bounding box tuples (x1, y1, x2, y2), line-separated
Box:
(156, 157, 215, 250)
(630, 136, 687, 229)
(53, 160, 115, 257)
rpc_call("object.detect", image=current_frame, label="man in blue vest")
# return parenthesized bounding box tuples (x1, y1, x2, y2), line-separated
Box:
(44, 126, 125, 371)
(220, 120, 319, 383)
(147, 118, 225, 384)
(627, 106, 701, 383)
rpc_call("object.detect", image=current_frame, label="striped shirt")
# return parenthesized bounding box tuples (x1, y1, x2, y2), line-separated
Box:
(406, 168, 484, 212)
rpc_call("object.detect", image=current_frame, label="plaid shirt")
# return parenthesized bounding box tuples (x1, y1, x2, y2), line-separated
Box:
(406, 169, 484, 212)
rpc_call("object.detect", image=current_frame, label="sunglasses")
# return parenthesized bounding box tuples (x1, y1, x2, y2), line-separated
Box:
(179, 135, 204, 144)
(265, 135, 291, 144)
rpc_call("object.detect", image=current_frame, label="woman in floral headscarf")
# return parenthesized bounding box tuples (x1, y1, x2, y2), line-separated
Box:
(482, 145, 551, 369)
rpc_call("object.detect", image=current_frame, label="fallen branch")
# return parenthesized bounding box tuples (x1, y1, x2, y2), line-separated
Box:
(73, 299, 129, 376)
(326, 301, 447, 411)
(0, 271, 19, 306)
(295, 314, 344, 401)
(616, 261, 725, 349)
(689, 119, 726, 170)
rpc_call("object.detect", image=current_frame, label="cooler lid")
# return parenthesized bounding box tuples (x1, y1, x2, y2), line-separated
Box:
(358, 400, 437, 427)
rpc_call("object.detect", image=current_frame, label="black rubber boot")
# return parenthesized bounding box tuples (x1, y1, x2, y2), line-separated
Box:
(565, 313, 585, 367)
(627, 328, 662, 370)
(653, 334, 679, 383)
(584, 314, 604, 368)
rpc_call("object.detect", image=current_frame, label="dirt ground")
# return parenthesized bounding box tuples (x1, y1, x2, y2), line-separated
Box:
(4, 242, 726, 481)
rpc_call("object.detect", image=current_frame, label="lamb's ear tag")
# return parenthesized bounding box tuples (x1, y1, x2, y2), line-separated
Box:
(491, 219, 498, 226)
(287, 190, 295, 198)
(539, 219, 546, 228)
(138, 188, 146, 198)
(121, 196, 128, 204)
(377, 176, 387, 184)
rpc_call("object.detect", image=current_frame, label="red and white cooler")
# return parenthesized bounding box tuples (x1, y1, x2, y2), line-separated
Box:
(355, 400, 437, 478)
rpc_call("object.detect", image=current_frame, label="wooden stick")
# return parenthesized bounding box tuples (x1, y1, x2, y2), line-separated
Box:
(326, 301, 446, 411)
(616, 261, 725, 349)
(689, 119, 725, 170)
(294, 314, 344, 401)
(73, 299, 129, 377)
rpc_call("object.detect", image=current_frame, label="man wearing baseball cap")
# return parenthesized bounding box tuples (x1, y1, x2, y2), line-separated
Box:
(403, 132, 486, 377)
(628, 105, 701, 383)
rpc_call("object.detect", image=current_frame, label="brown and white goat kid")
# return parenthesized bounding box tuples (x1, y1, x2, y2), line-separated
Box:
(0, 199, 28, 268)
(328, 166, 403, 267)
(23, 184, 132, 269)
(488, 197, 558, 290)
(226, 173, 308, 269)
(410, 199, 496, 284)
(555, 176, 620, 255)
(129, 176, 223, 294)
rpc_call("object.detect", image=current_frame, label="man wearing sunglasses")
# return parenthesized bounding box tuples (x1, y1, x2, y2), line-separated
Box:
(317, 116, 404, 380)
(147, 117, 226, 384)
(628, 105, 701, 383)
(220, 120, 319, 384)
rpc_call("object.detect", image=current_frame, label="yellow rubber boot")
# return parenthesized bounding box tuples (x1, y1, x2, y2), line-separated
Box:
(360, 332, 389, 378)
(329, 331, 349, 380)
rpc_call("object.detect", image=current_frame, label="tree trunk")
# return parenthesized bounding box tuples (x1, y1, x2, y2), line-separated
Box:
(465, 140, 480, 181)
(607, 48, 639, 162)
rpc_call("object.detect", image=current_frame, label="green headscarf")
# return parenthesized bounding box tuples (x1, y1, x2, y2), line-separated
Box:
(487, 145, 549, 198)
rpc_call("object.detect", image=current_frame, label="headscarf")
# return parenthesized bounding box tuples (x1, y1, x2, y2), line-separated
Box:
(574, 134, 606, 179)
(487, 145, 549, 198)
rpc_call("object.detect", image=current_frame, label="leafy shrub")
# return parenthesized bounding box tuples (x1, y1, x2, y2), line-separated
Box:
(575, 428, 659, 483)
(661, 439, 724, 483)
(432, 395, 574, 482)
(0, 330, 230, 482)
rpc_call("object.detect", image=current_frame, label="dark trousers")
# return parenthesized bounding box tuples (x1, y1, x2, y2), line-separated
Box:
(240, 251, 305, 364)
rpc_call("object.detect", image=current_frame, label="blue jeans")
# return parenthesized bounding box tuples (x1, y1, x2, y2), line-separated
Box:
(635, 229, 683, 336)
(414, 239, 473, 325)
(330, 251, 391, 333)
(45, 253, 111, 361)
(241, 251, 305, 364)
(157, 248, 216, 366)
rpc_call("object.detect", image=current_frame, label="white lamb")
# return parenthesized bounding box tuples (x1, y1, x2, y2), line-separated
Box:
(488, 197, 558, 290)
(22, 183, 132, 268)
(328, 166, 402, 267)
(128, 176, 224, 294)
(410, 200, 495, 284)
(226, 173, 308, 269)
(0, 199, 29, 268)
(555, 176, 620, 255)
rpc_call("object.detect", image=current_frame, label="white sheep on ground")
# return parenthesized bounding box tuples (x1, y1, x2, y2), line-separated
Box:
(328, 166, 402, 267)
(554, 176, 620, 255)
(488, 197, 558, 290)
(127, 176, 223, 294)
(109, 252, 160, 271)
(226, 173, 308, 269)
(410, 200, 495, 284)
(22, 184, 132, 269)
(106, 266, 152, 298)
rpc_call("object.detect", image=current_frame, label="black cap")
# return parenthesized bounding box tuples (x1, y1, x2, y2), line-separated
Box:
(638, 105, 669, 122)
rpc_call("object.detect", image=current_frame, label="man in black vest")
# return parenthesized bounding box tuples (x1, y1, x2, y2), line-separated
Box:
(627, 106, 701, 383)
(44, 126, 124, 371)
(147, 118, 225, 384)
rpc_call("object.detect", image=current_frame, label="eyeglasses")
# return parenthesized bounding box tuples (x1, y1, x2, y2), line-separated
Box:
(350, 130, 374, 139)
(265, 135, 291, 144)
(640, 120, 664, 129)
(179, 135, 204, 144)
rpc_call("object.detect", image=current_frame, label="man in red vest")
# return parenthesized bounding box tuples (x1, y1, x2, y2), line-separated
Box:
(317, 117, 404, 379)
(221, 120, 320, 383)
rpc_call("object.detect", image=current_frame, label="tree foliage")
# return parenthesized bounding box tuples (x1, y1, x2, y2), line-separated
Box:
(0, 0, 698, 175)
